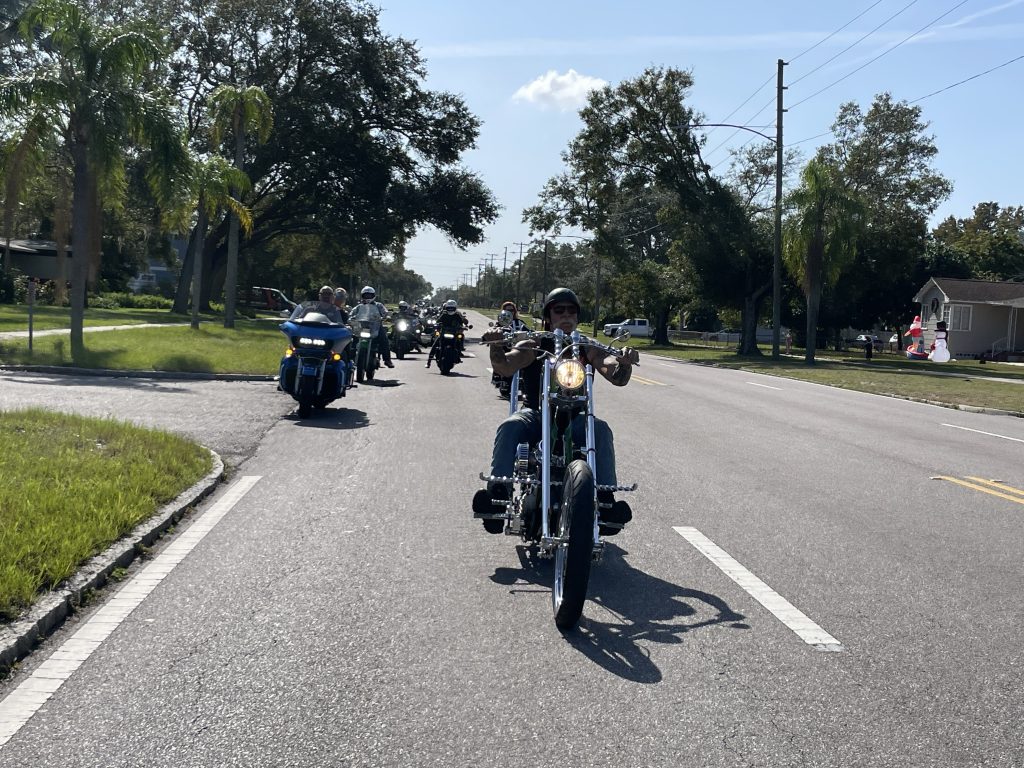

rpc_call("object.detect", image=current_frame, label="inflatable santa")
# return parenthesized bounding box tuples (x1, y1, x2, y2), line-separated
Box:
(904, 315, 924, 353)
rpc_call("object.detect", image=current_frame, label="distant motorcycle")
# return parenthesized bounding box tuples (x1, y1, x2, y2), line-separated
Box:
(390, 315, 421, 359)
(278, 314, 352, 418)
(420, 311, 438, 346)
(432, 326, 469, 375)
(354, 320, 380, 382)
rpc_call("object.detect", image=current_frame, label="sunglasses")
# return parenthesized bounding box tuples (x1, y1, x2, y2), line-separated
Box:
(550, 305, 577, 316)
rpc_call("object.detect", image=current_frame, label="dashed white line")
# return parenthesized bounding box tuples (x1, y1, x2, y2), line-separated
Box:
(747, 382, 783, 390)
(0, 476, 262, 749)
(674, 526, 843, 652)
(941, 424, 1024, 444)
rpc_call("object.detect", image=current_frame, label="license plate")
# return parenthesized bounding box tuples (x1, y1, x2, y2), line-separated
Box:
(301, 365, 318, 376)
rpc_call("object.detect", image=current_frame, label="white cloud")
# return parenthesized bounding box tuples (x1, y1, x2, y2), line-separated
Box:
(512, 69, 607, 111)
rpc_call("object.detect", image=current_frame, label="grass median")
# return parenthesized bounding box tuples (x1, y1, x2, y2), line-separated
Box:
(0, 409, 212, 622)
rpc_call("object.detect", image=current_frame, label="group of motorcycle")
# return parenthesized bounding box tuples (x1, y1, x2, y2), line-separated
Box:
(280, 295, 636, 632)
(277, 302, 471, 418)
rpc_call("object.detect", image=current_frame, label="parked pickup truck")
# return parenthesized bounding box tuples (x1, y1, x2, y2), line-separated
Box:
(602, 318, 653, 338)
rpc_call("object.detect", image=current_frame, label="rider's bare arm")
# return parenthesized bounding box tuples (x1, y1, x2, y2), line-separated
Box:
(591, 346, 640, 387)
(484, 331, 537, 377)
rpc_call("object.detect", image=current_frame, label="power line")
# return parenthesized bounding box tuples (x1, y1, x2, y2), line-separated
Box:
(790, 0, 890, 64)
(910, 53, 1024, 103)
(707, 0, 890, 138)
(789, 0, 971, 110)
(789, 0, 921, 87)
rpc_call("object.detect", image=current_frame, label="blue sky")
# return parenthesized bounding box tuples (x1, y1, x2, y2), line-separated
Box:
(374, 0, 1024, 292)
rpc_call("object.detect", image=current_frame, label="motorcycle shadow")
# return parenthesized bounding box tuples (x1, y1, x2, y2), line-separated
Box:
(491, 542, 749, 683)
(359, 378, 404, 387)
(284, 407, 370, 430)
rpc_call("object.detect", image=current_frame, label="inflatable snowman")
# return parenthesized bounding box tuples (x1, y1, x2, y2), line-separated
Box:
(930, 320, 950, 363)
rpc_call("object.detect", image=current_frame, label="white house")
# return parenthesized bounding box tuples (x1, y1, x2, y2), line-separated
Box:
(912, 278, 1024, 361)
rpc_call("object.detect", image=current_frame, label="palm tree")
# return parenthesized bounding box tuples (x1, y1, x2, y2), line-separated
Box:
(783, 158, 864, 363)
(186, 154, 252, 330)
(0, 0, 188, 359)
(208, 83, 272, 328)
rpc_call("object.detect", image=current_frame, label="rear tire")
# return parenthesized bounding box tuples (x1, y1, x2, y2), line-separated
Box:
(552, 459, 595, 631)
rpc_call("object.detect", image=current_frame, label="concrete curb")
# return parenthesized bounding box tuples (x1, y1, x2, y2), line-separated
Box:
(0, 364, 274, 382)
(0, 449, 225, 675)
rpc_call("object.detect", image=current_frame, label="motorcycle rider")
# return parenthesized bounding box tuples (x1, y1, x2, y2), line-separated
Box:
(289, 285, 344, 324)
(499, 300, 528, 331)
(333, 288, 350, 323)
(348, 285, 394, 368)
(476, 287, 639, 534)
(425, 299, 470, 368)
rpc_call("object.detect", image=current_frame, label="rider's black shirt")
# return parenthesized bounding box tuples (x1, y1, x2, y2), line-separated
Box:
(519, 336, 556, 411)
(437, 312, 466, 331)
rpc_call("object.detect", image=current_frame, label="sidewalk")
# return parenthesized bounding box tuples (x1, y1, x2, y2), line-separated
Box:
(0, 323, 189, 340)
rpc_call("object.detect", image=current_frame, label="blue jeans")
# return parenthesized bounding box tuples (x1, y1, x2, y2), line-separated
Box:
(490, 408, 617, 486)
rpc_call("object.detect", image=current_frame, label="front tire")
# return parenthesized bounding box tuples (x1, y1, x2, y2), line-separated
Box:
(297, 376, 316, 418)
(552, 459, 595, 630)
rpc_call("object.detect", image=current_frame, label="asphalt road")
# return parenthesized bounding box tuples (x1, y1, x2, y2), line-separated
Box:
(1, 309, 1023, 767)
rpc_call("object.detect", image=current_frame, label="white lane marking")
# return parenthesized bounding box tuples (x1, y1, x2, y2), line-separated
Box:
(941, 424, 1024, 444)
(673, 527, 844, 652)
(747, 382, 783, 390)
(0, 476, 262, 749)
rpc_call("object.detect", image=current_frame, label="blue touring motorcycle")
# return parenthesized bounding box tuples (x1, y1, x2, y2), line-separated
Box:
(278, 313, 353, 418)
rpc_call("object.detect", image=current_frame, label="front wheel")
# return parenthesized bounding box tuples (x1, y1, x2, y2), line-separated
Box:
(552, 459, 595, 630)
(297, 375, 316, 418)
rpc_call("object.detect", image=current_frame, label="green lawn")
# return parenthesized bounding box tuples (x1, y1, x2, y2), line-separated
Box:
(0, 304, 191, 333)
(0, 409, 211, 622)
(0, 315, 286, 374)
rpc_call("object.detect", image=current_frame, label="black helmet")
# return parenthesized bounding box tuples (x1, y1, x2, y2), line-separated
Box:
(542, 287, 580, 319)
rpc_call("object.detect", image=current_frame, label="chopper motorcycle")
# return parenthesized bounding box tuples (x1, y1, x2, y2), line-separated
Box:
(475, 327, 636, 630)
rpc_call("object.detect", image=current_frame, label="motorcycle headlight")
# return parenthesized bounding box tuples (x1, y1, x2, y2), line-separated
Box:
(297, 337, 327, 347)
(360, 330, 372, 338)
(397, 320, 408, 331)
(555, 359, 586, 391)
(443, 333, 455, 339)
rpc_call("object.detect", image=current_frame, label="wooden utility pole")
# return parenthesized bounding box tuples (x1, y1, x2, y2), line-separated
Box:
(513, 241, 528, 310)
(772, 58, 787, 359)
(501, 246, 508, 300)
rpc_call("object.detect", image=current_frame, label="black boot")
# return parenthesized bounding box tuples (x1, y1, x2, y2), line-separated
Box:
(473, 484, 508, 534)
(597, 491, 632, 536)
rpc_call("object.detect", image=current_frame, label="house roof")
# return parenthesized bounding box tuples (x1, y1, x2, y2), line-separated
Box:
(914, 277, 1024, 305)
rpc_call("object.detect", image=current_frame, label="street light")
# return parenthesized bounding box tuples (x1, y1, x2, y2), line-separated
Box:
(689, 120, 784, 359)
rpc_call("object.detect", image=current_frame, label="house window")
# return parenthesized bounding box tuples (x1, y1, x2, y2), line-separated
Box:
(943, 304, 972, 332)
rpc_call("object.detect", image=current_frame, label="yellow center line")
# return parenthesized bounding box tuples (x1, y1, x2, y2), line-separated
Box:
(965, 477, 1024, 499)
(933, 476, 1024, 506)
(631, 374, 666, 386)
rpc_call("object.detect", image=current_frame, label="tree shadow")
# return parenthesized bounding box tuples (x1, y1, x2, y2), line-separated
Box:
(491, 542, 749, 683)
(284, 407, 370, 430)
